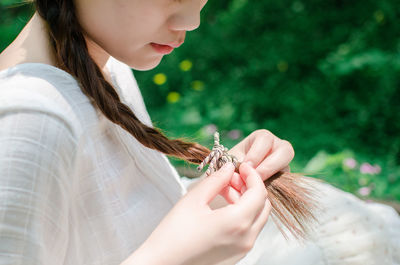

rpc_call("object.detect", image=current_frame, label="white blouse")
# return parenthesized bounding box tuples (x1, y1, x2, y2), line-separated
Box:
(1, 57, 399, 265)
(0, 57, 192, 265)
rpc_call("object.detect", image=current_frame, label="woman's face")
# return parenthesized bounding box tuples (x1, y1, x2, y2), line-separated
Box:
(75, 0, 208, 70)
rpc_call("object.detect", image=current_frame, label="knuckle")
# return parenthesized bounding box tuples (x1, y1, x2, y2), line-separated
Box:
(255, 129, 272, 138)
(257, 166, 270, 179)
(227, 207, 242, 220)
(225, 211, 251, 234)
(281, 140, 295, 158)
(236, 222, 251, 234)
(225, 221, 249, 237)
(240, 238, 255, 253)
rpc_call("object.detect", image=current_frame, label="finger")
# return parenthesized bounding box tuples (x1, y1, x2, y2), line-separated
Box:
(256, 140, 294, 181)
(240, 185, 247, 195)
(242, 130, 274, 168)
(220, 185, 241, 204)
(251, 199, 272, 234)
(282, 165, 291, 173)
(230, 172, 245, 193)
(236, 162, 267, 221)
(192, 162, 235, 205)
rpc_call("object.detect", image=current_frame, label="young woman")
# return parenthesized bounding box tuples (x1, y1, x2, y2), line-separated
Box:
(0, 1, 399, 265)
(0, 0, 295, 264)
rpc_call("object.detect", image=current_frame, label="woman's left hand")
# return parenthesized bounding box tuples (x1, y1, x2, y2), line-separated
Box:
(218, 129, 294, 204)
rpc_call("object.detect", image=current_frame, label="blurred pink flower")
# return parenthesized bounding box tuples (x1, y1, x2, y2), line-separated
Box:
(360, 163, 374, 174)
(373, 164, 381, 174)
(227, 129, 242, 140)
(343, 158, 357, 169)
(204, 124, 217, 135)
(360, 162, 381, 174)
(358, 186, 371, 196)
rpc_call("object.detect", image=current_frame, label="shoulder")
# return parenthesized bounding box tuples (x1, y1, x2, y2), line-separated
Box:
(0, 74, 82, 178)
(0, 63, 98, 138)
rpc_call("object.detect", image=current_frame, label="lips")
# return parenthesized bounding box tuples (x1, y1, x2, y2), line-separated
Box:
(150, 40, 184, 55)
(150, 43, 174, 55)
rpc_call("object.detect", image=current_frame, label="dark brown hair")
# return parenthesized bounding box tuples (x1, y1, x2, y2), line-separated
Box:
(35, 0, 318, 239)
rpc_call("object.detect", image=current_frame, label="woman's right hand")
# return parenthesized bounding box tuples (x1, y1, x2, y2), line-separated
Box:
(125, 162, 271, 265)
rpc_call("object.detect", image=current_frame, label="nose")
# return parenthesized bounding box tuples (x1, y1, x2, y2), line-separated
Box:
(168, 1, 202, 32)
(183, 14, 201, 32)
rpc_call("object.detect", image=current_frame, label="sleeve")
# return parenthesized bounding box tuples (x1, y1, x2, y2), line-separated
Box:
(0, 109, 78, 264)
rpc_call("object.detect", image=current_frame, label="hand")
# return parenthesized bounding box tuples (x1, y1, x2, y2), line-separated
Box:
(219, 129, 295, 204)
(128, 162, 271, 265)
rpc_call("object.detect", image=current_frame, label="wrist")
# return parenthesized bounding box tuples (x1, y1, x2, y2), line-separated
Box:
(121, 243, 157, 265)
(122, 240, 180, 265)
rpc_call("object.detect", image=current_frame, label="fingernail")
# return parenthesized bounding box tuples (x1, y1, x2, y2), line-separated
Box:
(245, 161, 255, 168)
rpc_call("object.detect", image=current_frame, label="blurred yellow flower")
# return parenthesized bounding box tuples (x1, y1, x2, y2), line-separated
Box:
(167, 91, 181, 103)
(374, 10, 385, 24)
(191, 80, 205, 91)
(153, 73, 167, 85)
(277, 61, 289, 72)
(179, 60, 193, 71)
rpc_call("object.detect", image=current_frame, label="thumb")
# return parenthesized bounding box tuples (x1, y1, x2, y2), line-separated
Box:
(192, 162, 235, 206)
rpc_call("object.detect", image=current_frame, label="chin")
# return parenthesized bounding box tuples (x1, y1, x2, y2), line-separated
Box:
(130, 58, 162, 71)
(114, 50, 163, 71)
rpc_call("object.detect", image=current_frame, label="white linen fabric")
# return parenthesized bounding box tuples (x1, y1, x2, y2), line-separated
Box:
(0, 57, 399, 265)
(0, 57, 187, 265)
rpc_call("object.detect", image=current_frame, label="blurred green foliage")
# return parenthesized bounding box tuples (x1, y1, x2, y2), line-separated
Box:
(1, 0, 399, 201)
(0, 1, 34, 52)
(301, 150, 400, 201)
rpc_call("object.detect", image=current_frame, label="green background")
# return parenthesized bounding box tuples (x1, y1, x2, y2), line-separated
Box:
(1, 0, 399, 202)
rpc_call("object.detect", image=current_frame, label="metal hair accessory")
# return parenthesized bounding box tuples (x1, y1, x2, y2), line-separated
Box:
(197, 131, 241, 176)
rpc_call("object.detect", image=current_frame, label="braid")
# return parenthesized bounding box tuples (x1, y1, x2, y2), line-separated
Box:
(34, 0, 319, 239)
(35, 0, 209, 164)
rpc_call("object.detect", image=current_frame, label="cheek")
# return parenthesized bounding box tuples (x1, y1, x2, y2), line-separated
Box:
(76, 0, 166, 58)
